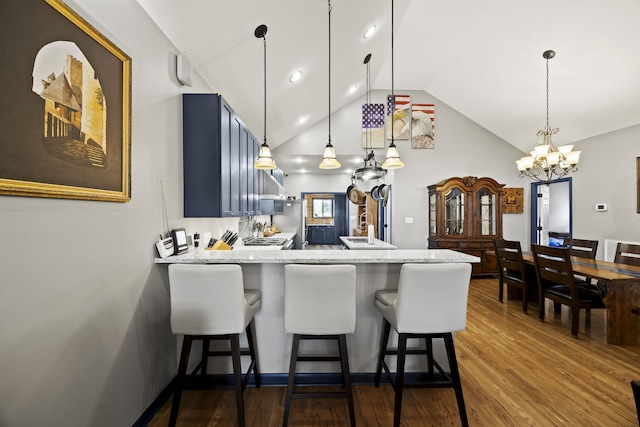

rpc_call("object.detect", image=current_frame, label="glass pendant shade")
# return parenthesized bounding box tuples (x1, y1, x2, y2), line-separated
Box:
(254, 142, 277, 170)
(382, 143, 404, 169)
(319, 142, 341, 169)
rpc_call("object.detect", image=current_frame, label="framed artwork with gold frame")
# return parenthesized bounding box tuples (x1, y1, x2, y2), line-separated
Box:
(0, 0, 131, 202)
(503, 187, 524, 214)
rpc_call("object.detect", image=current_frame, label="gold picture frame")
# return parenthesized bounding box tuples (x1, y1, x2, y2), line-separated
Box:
(0, 0, 131, 202)
(503, 187, 524, 214)
(637, 157, 640, 214)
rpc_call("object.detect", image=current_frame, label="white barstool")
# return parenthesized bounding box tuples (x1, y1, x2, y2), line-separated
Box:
(283, 264, 357, 427)
(167, 264, 261, 427)
(374, 263, 472, 427)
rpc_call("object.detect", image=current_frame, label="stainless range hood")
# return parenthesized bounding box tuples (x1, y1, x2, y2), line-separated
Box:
(260, 170, 287, 200)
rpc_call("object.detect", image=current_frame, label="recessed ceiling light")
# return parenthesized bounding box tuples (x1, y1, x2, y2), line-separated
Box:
(296, 116, 308, 125)
(289, 70, 303, 83)
(363, 25, 377, 39)
(347, 85, 358, 95)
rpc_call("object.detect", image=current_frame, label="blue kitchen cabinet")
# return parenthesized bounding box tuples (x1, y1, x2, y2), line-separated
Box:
(183, 94, 261, 217)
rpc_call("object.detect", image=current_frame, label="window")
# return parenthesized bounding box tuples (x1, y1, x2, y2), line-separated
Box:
(312, 198, 334, 218)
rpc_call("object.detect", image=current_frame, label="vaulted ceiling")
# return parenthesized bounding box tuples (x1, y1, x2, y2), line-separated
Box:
(137, 0, 640, 174)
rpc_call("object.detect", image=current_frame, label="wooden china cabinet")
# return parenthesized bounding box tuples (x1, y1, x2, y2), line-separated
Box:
(428, 176, 505, 276)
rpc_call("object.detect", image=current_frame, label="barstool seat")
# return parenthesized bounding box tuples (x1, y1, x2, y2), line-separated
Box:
(374, 263, 472, 427)
(283, 264, 357, 427)
(168, 264, 261, 427)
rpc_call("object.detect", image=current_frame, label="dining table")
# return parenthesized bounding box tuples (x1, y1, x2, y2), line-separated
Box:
(519, 252, 640, 345)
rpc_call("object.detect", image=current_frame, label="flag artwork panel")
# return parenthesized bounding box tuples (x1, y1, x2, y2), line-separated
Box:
(362, 103, 385, 148)
(411, 104, 435, 149)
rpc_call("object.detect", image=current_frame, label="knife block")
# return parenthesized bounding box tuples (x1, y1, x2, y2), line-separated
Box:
(205, 240, 231, 251)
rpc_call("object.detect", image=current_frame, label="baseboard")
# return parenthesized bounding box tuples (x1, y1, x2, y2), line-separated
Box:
(132, 371, 449, 425)
(131, 378, 175, 427)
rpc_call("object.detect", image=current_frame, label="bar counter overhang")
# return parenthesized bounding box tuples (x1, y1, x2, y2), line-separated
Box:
(156, 249, 479, 375)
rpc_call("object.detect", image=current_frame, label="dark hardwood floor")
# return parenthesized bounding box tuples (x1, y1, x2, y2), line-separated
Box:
(147, 277, 640, 426)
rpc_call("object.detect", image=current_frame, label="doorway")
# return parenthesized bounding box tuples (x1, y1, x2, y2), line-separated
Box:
(530, 177, 573, 245)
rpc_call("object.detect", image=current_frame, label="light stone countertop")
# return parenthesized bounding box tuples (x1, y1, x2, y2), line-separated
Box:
(155, 248, 479, 264)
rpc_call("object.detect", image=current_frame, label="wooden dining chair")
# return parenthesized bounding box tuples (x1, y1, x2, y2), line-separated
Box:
(531, 244, 605, 338)
(493, 238, 531, 313)
(564, 238, 598, 259)
(563, 238, 599, 290)
(614, 243, 640, 267)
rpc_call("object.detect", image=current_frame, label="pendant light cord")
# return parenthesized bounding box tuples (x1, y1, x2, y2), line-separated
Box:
(327, 0, 332, 145)
(390, 0, 395, 146)
(263, 32, 267, 145)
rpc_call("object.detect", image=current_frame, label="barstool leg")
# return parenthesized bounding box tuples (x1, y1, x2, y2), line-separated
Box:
(246, 318, 261, 387)
(444, 333, 468, 427)
(283, 334, 300, 427)
(338, 334, 356, 427)
(169, 335, 193, 427)
(375, 319, 391, 387)
(393, 334, 407, 427)
(201, 339, 210, 376)
(426, 337, 435, 379)
(230, 334, 246, 427)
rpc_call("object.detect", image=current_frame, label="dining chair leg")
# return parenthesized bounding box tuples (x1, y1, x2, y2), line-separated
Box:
(230, 334, 246, 427)
(444, 333, 469, 427)
(246, 318, 261, 387)
(375, 319, 391, 387)
(169, 335, 193, 427)
(338, 334, 356, 427)
(393, 334, 407, 427)
(283, 334, 300, 427)
(498, 279, 504, 303)
(539, 296, 546, 321)
(571, 306, 580, 338)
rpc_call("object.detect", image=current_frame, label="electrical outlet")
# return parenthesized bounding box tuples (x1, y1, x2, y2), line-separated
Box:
(405, 217, 414, 224)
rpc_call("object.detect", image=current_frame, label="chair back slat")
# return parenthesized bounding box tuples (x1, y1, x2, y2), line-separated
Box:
(564, 238, 598, 259)
(614, 243, 640, 267)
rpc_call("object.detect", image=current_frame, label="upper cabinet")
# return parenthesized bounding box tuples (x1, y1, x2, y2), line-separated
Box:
(428, 176, 505, 276)
(183, 94, 262, 217)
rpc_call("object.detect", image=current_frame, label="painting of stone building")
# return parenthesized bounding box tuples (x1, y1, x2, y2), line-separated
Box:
(33, 41, 106, 168)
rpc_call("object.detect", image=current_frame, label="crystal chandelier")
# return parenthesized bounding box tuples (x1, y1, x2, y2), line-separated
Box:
(516, 50, 581, 184)
(353, 53, 387, 182)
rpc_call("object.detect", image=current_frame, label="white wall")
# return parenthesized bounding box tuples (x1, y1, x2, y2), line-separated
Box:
(278, 89, 531, 249)
(570, 124, 640, 259)
(0, 1, 234, 425)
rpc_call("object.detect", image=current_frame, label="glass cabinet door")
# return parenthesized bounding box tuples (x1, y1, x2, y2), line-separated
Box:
(476, 188, 496, 235)
(444, 188, 464, 235)
(429, 193, 437, 234)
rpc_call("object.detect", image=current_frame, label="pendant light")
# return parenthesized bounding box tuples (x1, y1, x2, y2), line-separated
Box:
(254, 24, 277, 170)
(516, 50, 581, 184)
(353, 53, 387, 181)
(381, 0, 404, 170)
(319, 0, 341, 169)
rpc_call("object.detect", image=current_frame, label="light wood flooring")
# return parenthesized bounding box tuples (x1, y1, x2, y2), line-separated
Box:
(146, 277, 640, 426)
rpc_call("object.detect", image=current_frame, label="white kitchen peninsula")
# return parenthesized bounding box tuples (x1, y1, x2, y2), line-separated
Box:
(156, 249, 478, 375)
